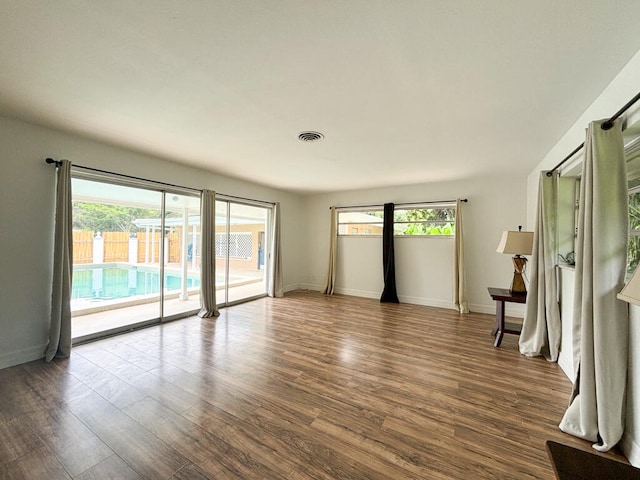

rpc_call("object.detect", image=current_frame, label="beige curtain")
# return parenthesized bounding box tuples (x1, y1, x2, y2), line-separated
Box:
(454, 199, 468, 313)
(268, 202, 284, 297)
(46, 159, 73, 362)
(519, 171, 561, 361)
(559, 119, 629, 452)
(198, 190, 219, 317)
(322, 206, 338, 295)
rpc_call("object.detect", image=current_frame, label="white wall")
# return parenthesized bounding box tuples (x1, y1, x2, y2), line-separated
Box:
(303, 173, 528, 315)
(326, 235, 455, 308)
(0, 115, 306, 369)
(558, 266, 575, 379)
(525, 48, 640, 466)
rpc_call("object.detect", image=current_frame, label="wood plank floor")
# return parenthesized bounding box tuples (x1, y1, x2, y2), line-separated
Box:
(0, 290, 626, 479)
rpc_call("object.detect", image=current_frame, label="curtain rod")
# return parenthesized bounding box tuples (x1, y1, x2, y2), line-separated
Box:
(546, 91, 640, 177)
(330, 199, 467, 210)
(45, 158, 275, 205)
(46, 158, 201, 193)
(214, 192, 276, 207)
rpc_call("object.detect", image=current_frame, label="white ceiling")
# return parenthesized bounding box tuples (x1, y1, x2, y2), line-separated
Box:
(2, 1, 640, 194)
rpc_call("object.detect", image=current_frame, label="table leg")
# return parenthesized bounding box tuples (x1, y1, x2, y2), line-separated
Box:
(493, 300, 505, 347)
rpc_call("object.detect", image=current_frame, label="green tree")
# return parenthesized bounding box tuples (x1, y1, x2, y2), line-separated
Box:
(73, 202, 163, 233)
(395, 208, 455, 235)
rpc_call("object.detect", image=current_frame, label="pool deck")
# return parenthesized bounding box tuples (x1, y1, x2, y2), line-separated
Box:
(72, 276, 267, 339)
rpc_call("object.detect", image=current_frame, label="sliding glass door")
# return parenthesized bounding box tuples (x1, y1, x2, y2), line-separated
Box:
(70, 173, 272, 339)
(70, 175, 200, 341)
(160, 193, 202, 318)
(215, 199, 270, 306)
(215, 200, 229, 303)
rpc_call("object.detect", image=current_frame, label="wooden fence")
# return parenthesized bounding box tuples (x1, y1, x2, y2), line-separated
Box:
(73, 231, 93, 264)
(168, 232, 182, 263)
(73, 230, 186, 265)
(103, 232, 130, 263)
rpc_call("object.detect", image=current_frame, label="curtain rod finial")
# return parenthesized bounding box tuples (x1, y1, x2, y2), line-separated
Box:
(45, 157, 62, 167)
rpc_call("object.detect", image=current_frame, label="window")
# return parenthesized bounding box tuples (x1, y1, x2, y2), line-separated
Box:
(338, 211, 383, 235)
(337, 204, 456, 236)
(627, 134, 640, 276)
(628, 186, 640, 275)
(393, 206, 455, 236)
(559, 124, 640, 275)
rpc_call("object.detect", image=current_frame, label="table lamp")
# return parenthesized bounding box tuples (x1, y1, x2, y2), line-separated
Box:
(496, 226, 534, 294)
(618, 265, 640, 306)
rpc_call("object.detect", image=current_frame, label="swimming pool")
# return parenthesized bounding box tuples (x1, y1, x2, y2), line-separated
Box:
(72, 264, 201, 301)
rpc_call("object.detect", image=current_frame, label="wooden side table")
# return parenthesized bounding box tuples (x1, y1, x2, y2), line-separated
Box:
(487, 287, 526, 347)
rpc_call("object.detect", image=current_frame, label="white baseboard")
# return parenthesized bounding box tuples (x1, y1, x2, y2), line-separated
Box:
(397, 294, 455, 310)
(469, 302, 526, 318)
(332, 288, 457, 311)
(469, 303, 496, 315)
(298, 285, 457, 311)
(283, 283, 301, 293)
(0, 343, 46, 370)
(333, 286, 380, 299)
(295, 285, 523, 316)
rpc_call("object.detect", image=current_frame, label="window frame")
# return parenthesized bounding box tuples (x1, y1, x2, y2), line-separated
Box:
(336, 202, 456, 238)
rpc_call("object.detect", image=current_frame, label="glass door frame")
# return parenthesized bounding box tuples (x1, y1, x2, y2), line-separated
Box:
(215, 195, 273, 308)
(71, 169, 201, 343)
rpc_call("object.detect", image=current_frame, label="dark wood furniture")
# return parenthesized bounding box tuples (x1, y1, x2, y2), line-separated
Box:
(487, 287, 526, 347)
(546, 440, 640, 479)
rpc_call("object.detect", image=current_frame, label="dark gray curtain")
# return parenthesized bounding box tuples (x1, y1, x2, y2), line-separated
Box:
(380, 202, 399, 303)
(322, 206, 337, 295)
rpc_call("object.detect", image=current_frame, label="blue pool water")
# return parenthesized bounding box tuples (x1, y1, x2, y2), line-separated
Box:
(72, 265, 201, 300)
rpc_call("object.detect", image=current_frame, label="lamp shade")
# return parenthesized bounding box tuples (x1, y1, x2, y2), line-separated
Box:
(496, 230, 534, 255)
(618, 267, 640, 306)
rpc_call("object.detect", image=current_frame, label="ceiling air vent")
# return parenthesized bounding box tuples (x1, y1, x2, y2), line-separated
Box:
(298, 131, 324, 142)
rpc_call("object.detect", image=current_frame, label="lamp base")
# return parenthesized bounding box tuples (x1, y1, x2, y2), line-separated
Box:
(509, 255, 528, 295)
